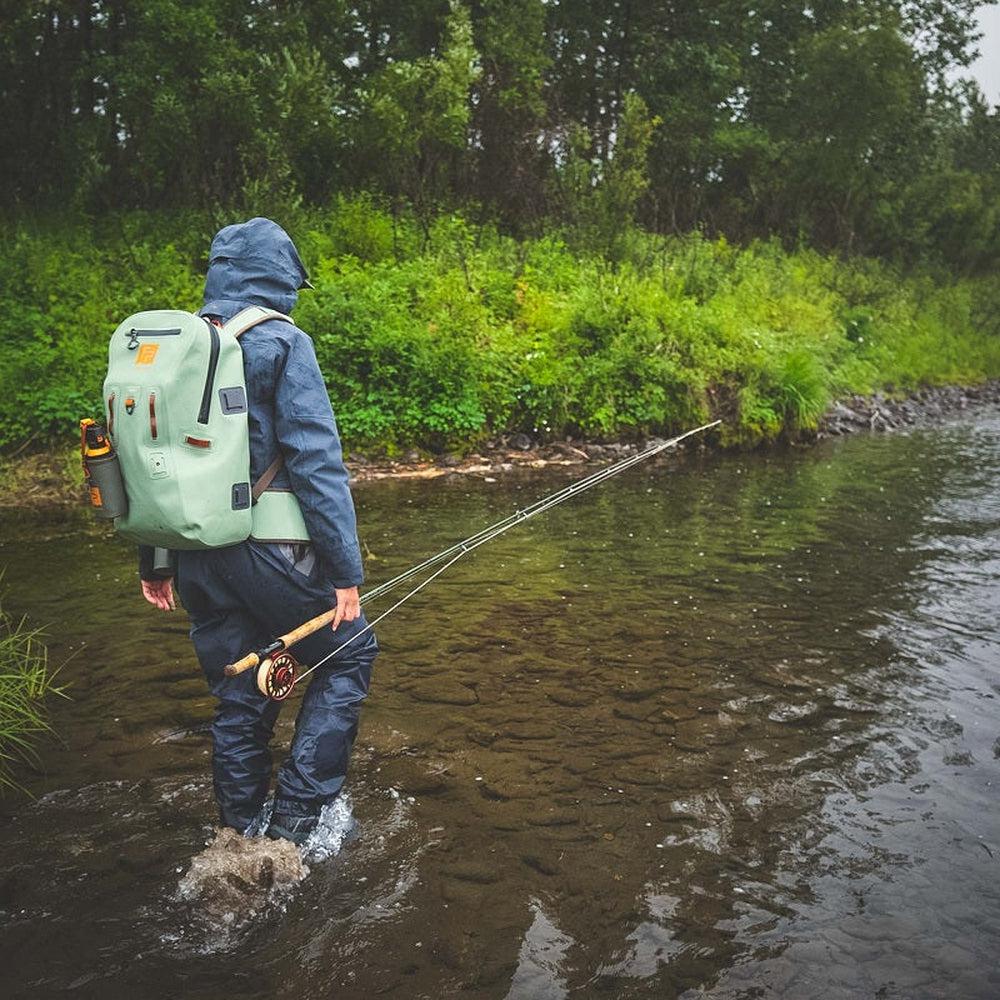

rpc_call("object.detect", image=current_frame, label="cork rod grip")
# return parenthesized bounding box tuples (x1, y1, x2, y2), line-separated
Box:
(281, 606, 339, 647)
(222, 606, 339, 678)
(224, 651, 261, 677)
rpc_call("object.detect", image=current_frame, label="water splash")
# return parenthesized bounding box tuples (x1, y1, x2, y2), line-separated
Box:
(243, 792, 357, 860)
(302, 794, 357, 861)
(176, 827, 309, 923)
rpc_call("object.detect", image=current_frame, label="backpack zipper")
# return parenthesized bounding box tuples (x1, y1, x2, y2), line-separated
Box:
(126, 327, 181, 350)
(197, 319, 220, 424)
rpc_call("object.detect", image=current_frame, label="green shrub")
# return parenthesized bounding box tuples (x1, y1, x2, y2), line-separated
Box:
(1, 202, 998, 454)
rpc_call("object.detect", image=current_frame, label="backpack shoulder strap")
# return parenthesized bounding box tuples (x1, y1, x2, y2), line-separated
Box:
(223, 306, 293, 340)
(221, 307, 294, 500)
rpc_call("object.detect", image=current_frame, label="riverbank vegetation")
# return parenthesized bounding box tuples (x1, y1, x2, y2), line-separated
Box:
(0, 593, 64, 792)
(2, 1, 999, 454)
(3, 210, 998, 453)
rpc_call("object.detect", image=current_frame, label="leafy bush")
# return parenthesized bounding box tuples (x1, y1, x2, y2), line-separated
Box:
(1, 202, 998, 454)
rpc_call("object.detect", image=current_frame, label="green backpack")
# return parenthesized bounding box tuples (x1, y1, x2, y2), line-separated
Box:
(103, 306, 309, 549)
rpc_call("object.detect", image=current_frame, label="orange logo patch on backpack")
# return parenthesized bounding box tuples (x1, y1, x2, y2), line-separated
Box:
(136, 343, 159, 365)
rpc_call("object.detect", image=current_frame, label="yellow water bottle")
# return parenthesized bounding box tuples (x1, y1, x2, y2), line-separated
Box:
(80, 418, 128, 520)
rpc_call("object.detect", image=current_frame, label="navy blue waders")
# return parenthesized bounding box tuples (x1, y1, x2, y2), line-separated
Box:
(177, 540, 377, 835)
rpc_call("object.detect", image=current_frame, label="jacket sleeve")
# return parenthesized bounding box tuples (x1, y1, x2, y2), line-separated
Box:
(138, 545, 175, 582)
(138, 545, 157, 582)
(273, 331, 364, 589)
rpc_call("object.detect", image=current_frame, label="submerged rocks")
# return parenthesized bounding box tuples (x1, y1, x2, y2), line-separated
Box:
(767, 701, 822, 724)
(382, 756, 450, 796)
(402, 677, 478, 706)
(440, 861, 500, 884)
(546, 687, 596, 707)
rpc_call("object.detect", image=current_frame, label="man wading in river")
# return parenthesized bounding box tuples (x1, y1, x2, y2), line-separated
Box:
(139, 218, 377, 845)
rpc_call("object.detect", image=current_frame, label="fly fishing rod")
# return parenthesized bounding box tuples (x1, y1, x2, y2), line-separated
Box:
(224, 419, 721, 699)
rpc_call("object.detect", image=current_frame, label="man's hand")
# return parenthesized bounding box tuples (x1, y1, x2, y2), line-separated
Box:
(141, 578, 175, 611)
(331, 586, 360, 630)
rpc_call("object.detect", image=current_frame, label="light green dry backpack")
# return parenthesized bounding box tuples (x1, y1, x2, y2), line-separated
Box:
(103, 306, 309, 549)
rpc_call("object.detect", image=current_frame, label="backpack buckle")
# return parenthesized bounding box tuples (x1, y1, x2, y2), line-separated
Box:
(127, 329, 140, 350)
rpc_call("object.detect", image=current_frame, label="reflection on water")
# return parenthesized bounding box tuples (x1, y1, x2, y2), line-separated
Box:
(506, 900, 573, 1000)
(1, 414, 999, 999)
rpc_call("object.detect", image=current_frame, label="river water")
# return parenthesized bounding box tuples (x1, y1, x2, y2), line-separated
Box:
(1, 413, 999, 999)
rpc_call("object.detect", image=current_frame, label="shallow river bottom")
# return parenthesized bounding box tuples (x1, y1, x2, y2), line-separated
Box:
(1, 414, 999, 999)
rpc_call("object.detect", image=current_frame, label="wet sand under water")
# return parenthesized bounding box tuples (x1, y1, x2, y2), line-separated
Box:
(1, 411, 999, 998)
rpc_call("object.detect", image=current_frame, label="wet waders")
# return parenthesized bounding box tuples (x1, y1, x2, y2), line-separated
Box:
(177, 540, 377, 839)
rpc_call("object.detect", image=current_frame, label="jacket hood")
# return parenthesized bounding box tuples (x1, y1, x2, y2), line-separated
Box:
(201, 217, 310, 320)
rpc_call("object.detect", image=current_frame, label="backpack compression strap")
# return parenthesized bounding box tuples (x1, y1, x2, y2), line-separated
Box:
(221, 306, 294, 500)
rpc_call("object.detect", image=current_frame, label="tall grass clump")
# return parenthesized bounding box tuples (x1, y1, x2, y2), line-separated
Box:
(0, 590, 65, 792)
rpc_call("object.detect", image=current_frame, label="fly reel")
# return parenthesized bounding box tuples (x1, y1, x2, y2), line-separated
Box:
(256, 651, 299, 700)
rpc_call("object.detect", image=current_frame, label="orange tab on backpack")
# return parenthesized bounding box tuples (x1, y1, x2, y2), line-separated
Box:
(135, 343, 159, 365)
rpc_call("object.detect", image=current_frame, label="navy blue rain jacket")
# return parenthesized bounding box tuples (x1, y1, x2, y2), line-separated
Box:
(141, 218, 364, 588)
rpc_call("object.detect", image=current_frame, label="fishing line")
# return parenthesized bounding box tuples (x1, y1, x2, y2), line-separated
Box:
(359, 420, 721, 605)
(293, 420, 720, 684)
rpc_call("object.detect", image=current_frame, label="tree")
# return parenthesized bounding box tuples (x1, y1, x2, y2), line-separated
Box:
(469, 0, 551, 229)
(352, 0, 481, 229)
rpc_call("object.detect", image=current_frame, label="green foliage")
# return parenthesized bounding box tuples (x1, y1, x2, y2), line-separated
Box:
(0, 587, 65, 793)
(3, 1, 997, 272)
(0, 221, 202, 448)
(356, 1, 481, 222)
(742, 349, 831, 437)
(557, 93, 661, 261)
(2, 205, 998, 455)
(0, 3, 996, 464)
(773, 23, 926, 251)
